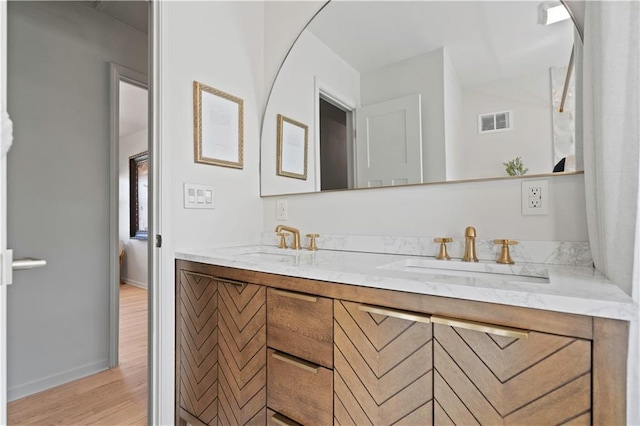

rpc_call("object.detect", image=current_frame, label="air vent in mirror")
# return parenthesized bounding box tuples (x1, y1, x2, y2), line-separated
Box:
(478, 111, 513, 134)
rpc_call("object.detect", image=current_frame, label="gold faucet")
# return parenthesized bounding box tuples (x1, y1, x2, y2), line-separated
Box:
(462, 226, 479, 262)
(275, 225, 301, 250)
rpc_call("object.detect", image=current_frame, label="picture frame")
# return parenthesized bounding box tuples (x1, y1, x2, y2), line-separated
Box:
(193, 80, 244, 169)
(129, 151, 148, 240)
(277, 114, 309, 180)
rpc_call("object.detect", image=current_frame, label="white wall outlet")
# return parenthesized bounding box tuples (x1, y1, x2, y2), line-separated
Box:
(184, 183, 215, 209)
(276, 199, 288, 221)
(522, 180, 548, 215)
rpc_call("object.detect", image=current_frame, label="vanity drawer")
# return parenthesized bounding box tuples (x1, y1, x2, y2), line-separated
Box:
(267, 288, 333, 368)
(267, 349, 333, 425)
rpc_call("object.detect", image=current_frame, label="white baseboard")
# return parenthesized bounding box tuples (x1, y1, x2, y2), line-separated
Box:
(8, 359, 109, 402)
(121, 278, 148, 289)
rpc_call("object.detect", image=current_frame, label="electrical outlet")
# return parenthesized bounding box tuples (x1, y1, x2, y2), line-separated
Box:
(528, 196, 541, 208)
(276, 199, 288, 221)
(522, 180, 548, 215)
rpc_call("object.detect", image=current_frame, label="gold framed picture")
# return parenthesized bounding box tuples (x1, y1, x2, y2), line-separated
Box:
(193, 81, 243, 168)
(276, 114, 308, 180)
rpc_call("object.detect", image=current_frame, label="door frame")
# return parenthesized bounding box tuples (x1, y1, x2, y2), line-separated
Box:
(109, 63, 148, 368)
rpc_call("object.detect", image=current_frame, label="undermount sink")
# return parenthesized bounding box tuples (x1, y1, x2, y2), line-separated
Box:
(238, 248, 312, 264)
(379, 258, 550, 284)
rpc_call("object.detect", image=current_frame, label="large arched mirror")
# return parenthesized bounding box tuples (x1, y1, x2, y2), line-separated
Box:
(261, 0, 581, 196)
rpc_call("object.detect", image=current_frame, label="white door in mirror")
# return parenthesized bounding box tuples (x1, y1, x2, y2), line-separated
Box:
(522, 180, 549, 215)
(355, 94, 423, 188)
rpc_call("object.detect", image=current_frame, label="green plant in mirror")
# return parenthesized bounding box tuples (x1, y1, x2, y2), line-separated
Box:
(503, 156, 529, 176)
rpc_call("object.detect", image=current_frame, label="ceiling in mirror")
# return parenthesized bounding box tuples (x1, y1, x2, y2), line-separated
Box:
(261, 0, 581, 196)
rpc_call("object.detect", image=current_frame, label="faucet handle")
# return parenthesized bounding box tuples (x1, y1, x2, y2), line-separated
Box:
(434, 238, 453, 260)
(276, 232, 288, 249)
(494, 239, 518, 264)
(306, 234, 320, 251)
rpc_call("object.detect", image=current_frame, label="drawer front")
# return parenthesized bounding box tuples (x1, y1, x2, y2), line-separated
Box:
(267, 349, 333, 425)
(433, 322, 592, 424)
(267, 288, 333, 368)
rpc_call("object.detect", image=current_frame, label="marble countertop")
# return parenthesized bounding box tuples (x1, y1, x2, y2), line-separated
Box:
(176, 245, 637, 321)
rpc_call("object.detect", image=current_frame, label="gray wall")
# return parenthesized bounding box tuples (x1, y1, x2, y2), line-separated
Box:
(7, 1, 147, 400)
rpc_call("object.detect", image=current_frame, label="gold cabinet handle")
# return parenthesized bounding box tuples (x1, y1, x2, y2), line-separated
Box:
(432, 315, 529, 339)
(271, 288, 317, 303)
(359, 304, 431, 324)
(271, 351, 319, 374)
(183, 271, 214, 280)
(270, 412, 302, 426)
(216, 278, 245, 287)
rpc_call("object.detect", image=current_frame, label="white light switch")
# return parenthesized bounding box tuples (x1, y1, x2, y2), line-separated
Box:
(184, 183, 215, 209)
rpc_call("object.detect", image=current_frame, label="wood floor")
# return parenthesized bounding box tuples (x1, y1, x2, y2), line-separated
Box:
(8, 284, 148, 425)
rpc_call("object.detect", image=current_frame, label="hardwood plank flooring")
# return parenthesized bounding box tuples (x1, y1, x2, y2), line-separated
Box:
(8, 284, 148, 425)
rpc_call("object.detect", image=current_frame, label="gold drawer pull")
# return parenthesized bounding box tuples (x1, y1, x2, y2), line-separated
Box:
(271, 351, 319, 374)
(270, 412, 302, 426)
(183, 271, 214, 280)
(359, 304, 431, 324)
(271, 289, 317, 303)
(216, 278, 245, 287)
(432, 316, 529, 339)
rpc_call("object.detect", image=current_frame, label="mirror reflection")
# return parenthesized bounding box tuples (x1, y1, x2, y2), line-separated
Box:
(261, 0, 581, 196)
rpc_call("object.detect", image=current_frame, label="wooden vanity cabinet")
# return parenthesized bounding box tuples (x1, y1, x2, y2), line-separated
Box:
(175, 261, 628, 425)
(176, 262, 267, 425)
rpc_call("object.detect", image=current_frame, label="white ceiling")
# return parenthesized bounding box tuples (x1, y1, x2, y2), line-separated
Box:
(82, 0, 148, 34)
(119, 81, 148, 138)
(307, 1, 575, 87)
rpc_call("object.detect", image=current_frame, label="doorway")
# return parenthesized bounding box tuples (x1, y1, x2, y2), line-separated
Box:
(111, 69, 149, 369)
(318, 93, 355, 191)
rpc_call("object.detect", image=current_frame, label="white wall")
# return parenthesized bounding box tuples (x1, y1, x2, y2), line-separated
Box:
(166, 2, 264, 252)
(6, 1, 147, 399)
(158, 1, 265, 421)
(264, 173, 588, 242)
(261, 30, 360, 196)
(460, 69, 554, 179)
(119, 128, 148, 288)
(361, 49, 447, 183)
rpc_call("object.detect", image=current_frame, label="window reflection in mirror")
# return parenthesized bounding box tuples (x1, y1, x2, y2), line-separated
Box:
(261, 1, 582, 196)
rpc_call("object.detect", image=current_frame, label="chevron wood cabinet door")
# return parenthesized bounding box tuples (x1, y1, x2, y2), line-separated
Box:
(334, 300, 433, 425)
(433, 322, 592, 425)
(217, 280, 267, 425)
(177, 270, 219, 425)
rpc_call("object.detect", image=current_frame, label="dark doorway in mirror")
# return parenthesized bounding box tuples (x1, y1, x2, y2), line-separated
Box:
(320, 98, 353, 190)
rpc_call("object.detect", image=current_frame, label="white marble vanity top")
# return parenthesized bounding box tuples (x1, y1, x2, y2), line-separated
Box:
(175, 245, 637, 321)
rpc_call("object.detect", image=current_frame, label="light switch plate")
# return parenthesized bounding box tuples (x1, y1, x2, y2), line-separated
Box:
(522, 179, 549, 215)
(184, 183, 215, 209)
